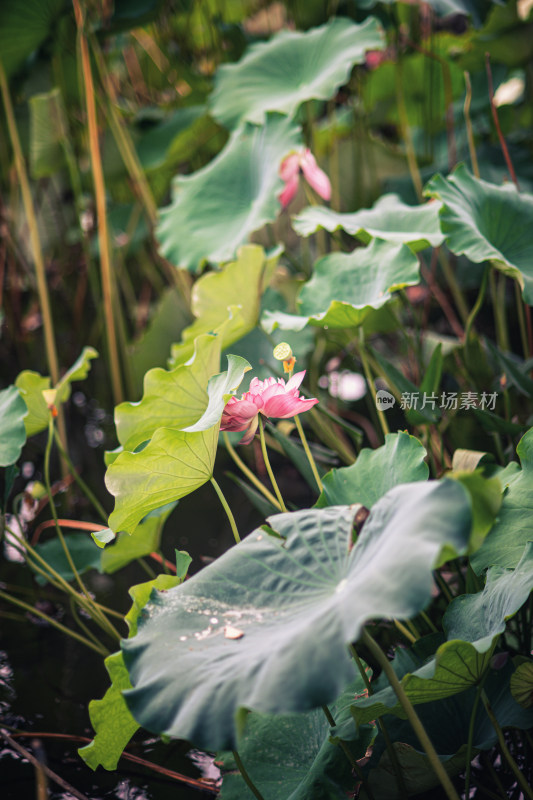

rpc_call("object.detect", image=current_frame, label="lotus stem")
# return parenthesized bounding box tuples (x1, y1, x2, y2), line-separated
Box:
(0, 59, 68, 470)
(361, 629, 461, 800)
(464, 71, 480, 179)
(394, 619, 417, 644)
(232, 750, 266, 800)
(481, 688, 533, 800)
(464, 677, 486, 798)
(210, 477, 240, 544)
(321, 703, 374, 795)
(294, 414, 323, 493)
(223, 432, 282, 511)
(44, 418, 121, 642)
(52, 428, 108, 523)
(258, 418, 287, 512)
(349, 643, 409, 799)
(358, 330, 389, 441)
(0, 589, 107, 656)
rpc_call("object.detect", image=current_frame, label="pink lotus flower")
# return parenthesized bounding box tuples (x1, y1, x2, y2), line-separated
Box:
(279, 149, 331, 208)
(220, 371, 319, 444)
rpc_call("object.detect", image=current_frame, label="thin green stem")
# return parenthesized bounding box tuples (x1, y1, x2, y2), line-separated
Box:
(45, 420, 94, 600)
(420, 611, 439, 634)
(434, 570, 454, 602)
(349, 643, 409, 799)
(481, 689, 533, 799)
(464, 71, 480, 179)
(394, 619, 417, 644)
(6, 524, 122, 637)
(309, 408, 357, 465)
(489, 270, 508, 353)
(437, 249, 470, 326)
(320, 704, 374, 797)
(293, 415, 322, 493)
(69, 597, 110, 655)
(258, 418, 287, 513)
(232, 750, 265, 800)
(52, 429, 108, 523)
(481, 752, 513, 800)
(361, 629, 461, 800)
(44, 419, 121, 642)
(137, 557, 156, 579)
(0, 63, 59, 386)
(90, 35, 158, 225)
(7, 525, 107, 621)
(514, 280, 530, 360)
(395, 56, 423, 201)
(0, 589, 107, 656)
(465, 265, 489, 366)
(358, 331, 389, 441)
(223, 433, 281, 511)
(0, 59, 69, 469)
(464, 674, 488, 798)
(210, 477, 240, 544)
(321, 704, 335, 726)
(6, 524, 92, 605)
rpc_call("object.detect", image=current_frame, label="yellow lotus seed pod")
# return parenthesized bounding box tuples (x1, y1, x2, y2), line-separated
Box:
(273, 342, 292, 361)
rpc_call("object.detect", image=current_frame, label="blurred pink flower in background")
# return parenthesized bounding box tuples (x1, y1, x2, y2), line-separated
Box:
(279, 149, 331, 208)
(220, 371, 318, 444)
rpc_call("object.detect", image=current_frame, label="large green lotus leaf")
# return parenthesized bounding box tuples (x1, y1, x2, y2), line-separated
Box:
(450, 471, 502, 556)
(15, 348, 98, 436)
(209, 18, 383, 129)
(183, 356, 251, 432)
(122, 481, 472, 751)
(351, 543, 533, 725)
(363, 743, 468, 800)
(100, 503, 177, 574)
(425, 164, 533, 302)
(135, 106, 207, 171)
(219, 678, 374, 800)
(262, 240, 420, 333)
(209, 17, 383, 128)
(370, 349, 441, 425)
(363, 664, 533, 799)
(0, 386, 27, 467)
(292, 195, 444, 251)
(471, 428, 533, 573)
(156, 116, 301, 272)
(115, 333, 221, 450)
(78, 651, 139, 771)
(485, 339, 533, 398)
(33, 533, 103, 585)
(15, 372, 52, 437)
(106, 425, 218, 535)
(170, 245, 280, 366)
(316, 432, 428, 509)
(364, 660, 533, 793)
(0, 0, 64, 78)
(108, 354, 250, 534)
(55, 347, 99, 402)
(29, 88, 69, 179)
(79, 567, 189, 771)
(445, 541, 533, 646)
(128, 287, 192, 394)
